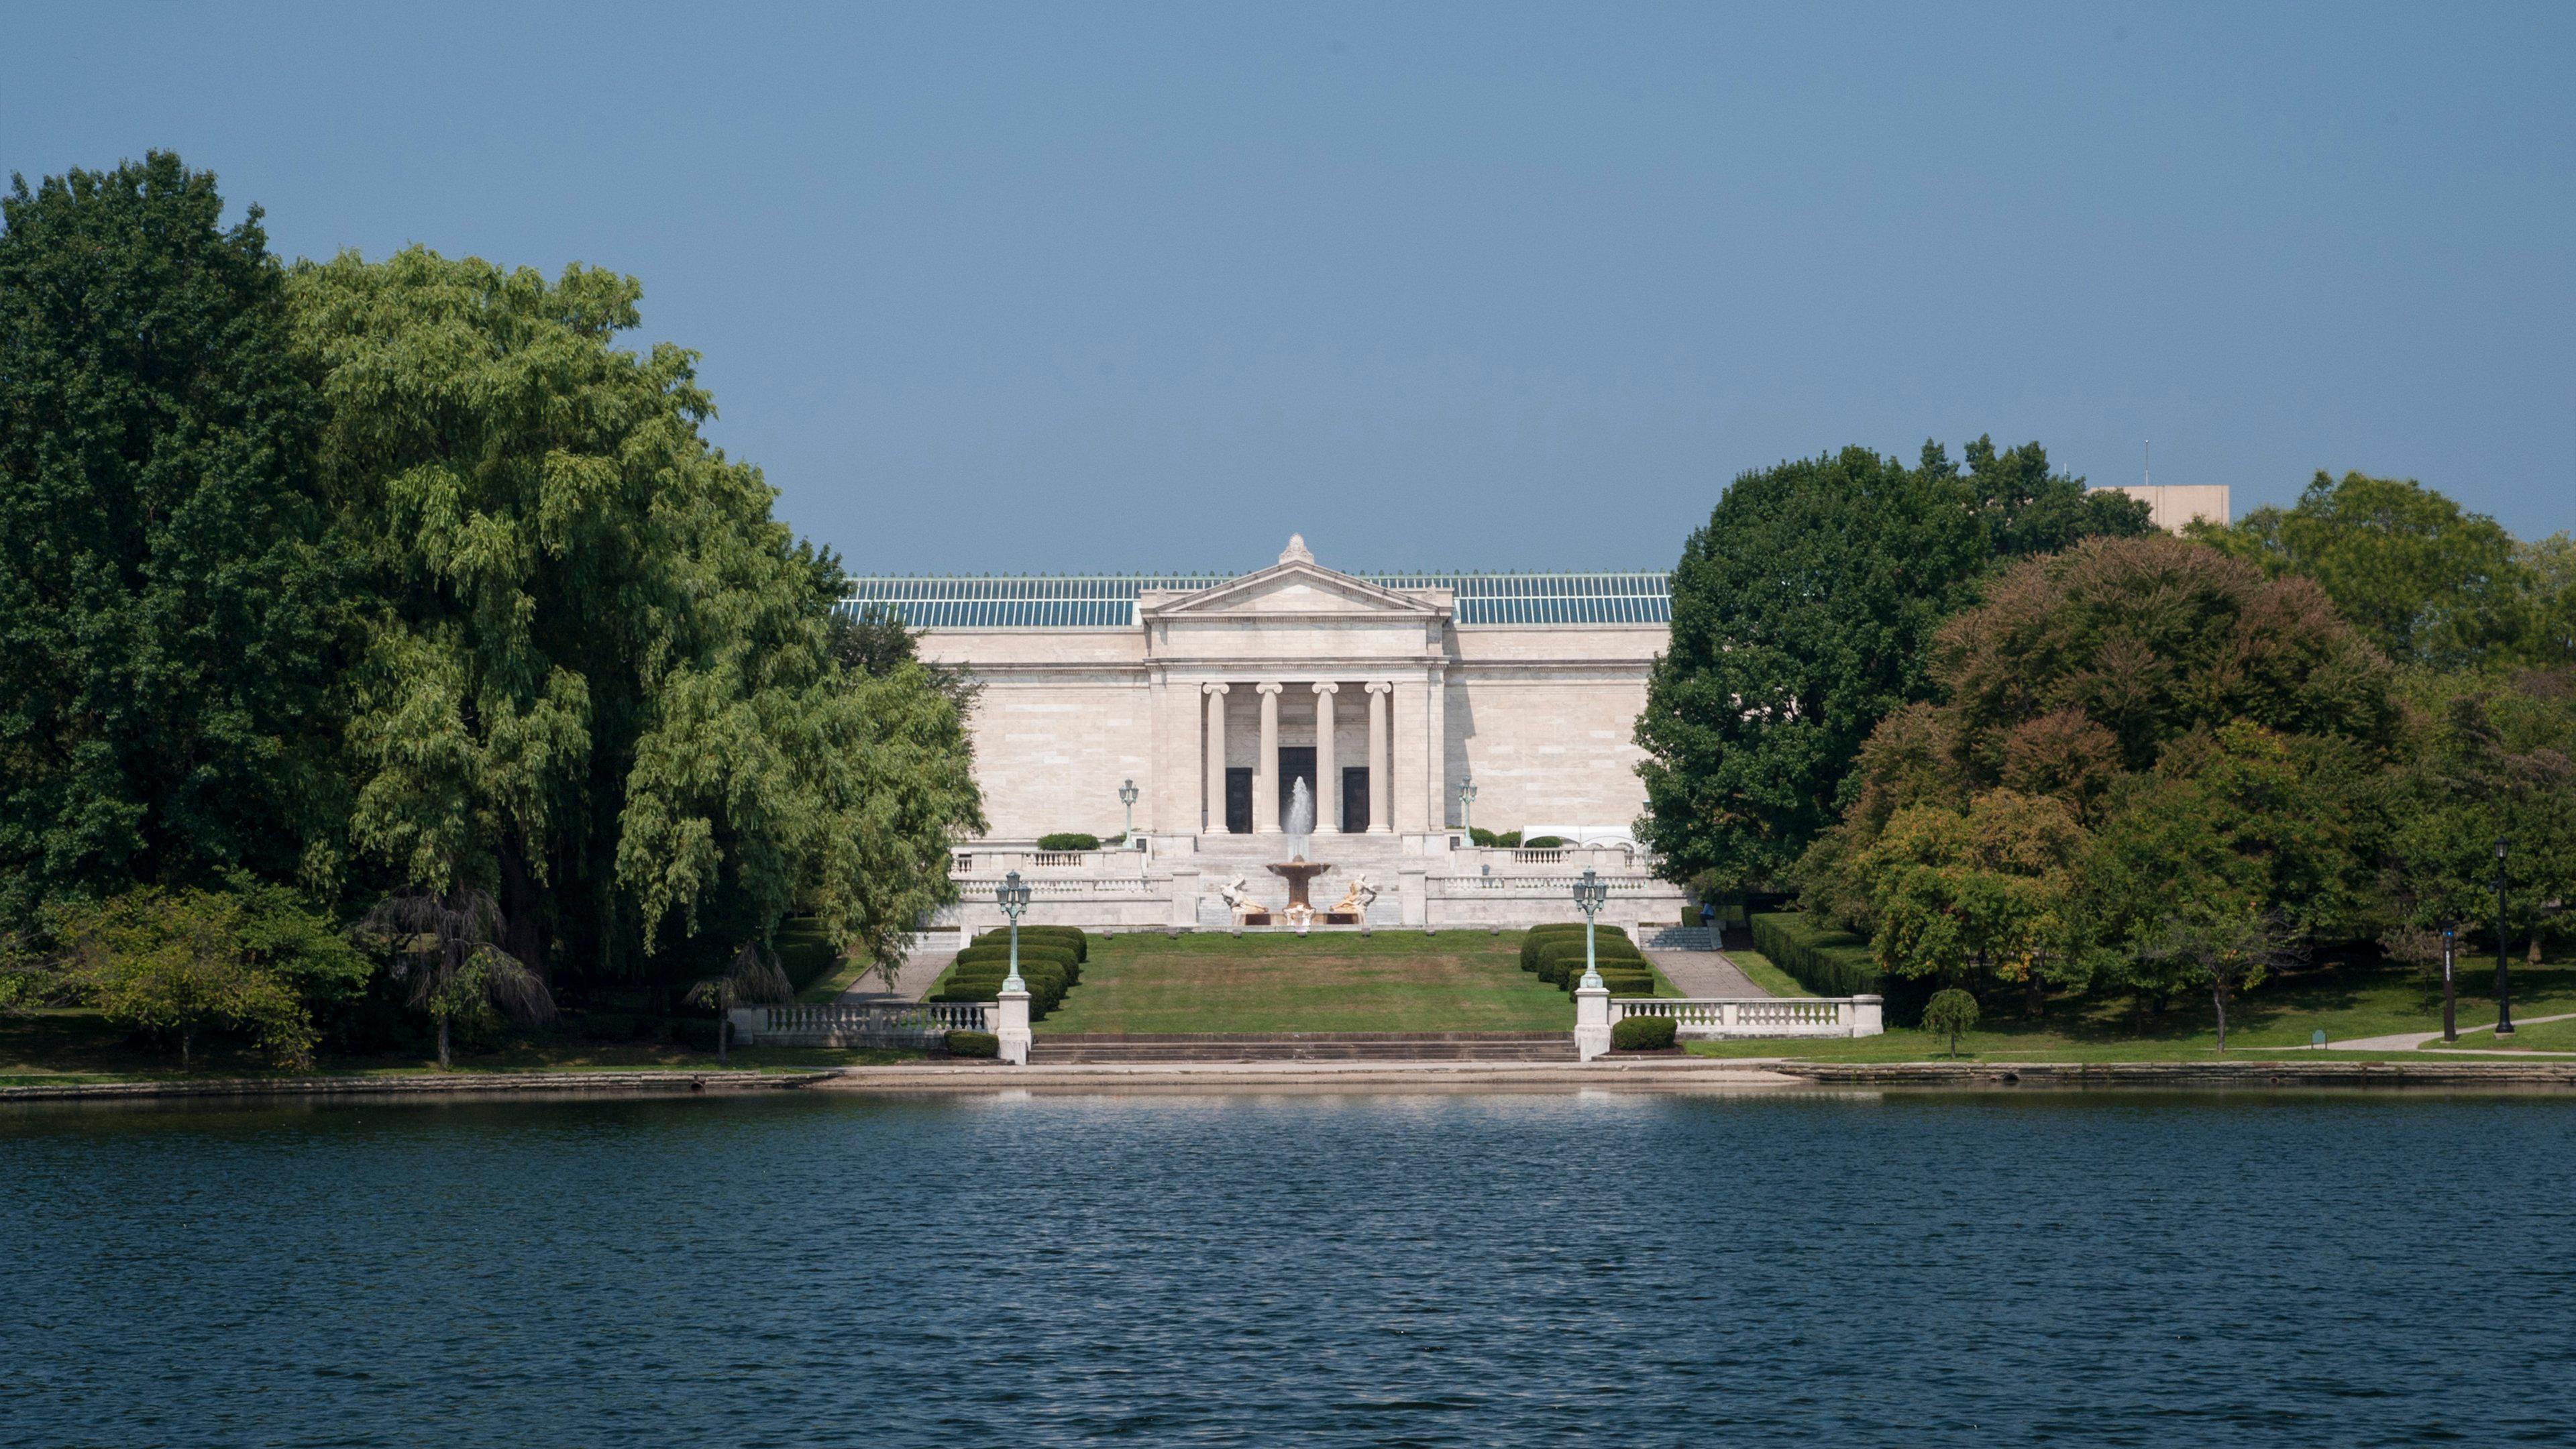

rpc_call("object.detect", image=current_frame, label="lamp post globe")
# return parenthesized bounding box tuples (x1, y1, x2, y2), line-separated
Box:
(1572, 867, 1609, 989)
(1119, 778, 1140, 843)
(1458, 773, 1478, 837)
(2495, 837, 2514, 1036)
(996, 869, 1033, 993)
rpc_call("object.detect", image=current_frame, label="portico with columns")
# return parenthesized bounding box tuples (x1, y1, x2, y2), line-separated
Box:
(876, 535, 1690, 932)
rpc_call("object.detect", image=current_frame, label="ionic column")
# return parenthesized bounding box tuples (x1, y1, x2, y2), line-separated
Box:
(1203, 683, 1230, 833)
(1366, 681, 1393, 834)
(1311, 682, 1340, 833)
(1254, 682, 1284, 833)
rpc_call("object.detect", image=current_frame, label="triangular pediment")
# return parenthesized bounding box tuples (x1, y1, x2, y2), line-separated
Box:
(1141, 557, 1447, 623)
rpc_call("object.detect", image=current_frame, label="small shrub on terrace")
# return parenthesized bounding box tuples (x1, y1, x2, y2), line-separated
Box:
(1612, 1016, 1678, 1051)
(1036, 833, 1102, 851)
(946, 1030, 1000, 1058)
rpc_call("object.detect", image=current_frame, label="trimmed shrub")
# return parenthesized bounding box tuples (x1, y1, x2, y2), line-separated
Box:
(1611, 1016, 1678, 1051)
(1468, 827, 1523, 848)
(1530, 941, 1642, 983)
(973, 926, 1087, 963)
(1749, 912, 1878, 996)
(956, 943, 1078, 981)
(1567, 967, 1656, 996)
(1036, 833, 1100, 851)
(1519, 924, 1635, 972)
(1522, 835, 1567, 849)
(945, 1030, 1000, 1058)
(1749, 912, 1930, 1026)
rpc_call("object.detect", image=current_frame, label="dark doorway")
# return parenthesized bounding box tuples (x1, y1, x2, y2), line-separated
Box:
(1225, 768, 1253, 834)
(1342, 767, 1369, 834)
(1277, 747, 1316, 828)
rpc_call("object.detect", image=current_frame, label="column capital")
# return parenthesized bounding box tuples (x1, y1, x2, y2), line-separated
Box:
(1203, 681, 1230, 696)
(1254, 680, 1285, 696)
(1310, 681, 1340, 696)
(1365, 680, 1395, 695)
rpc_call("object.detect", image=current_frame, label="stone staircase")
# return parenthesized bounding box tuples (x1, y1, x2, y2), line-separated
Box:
(1644, 926, 1719, 951)
(1030, 1032, 1578, 1063)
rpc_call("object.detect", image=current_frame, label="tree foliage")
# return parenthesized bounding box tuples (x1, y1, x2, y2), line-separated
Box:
(292, 247, 983, 984)
(1803, 537, 2401, 1015)
(1636, 437, 2149, 892)
(2191, 472, 2538, 670)
(0, 152, 351, 930)
(52, 883, 368, 1070)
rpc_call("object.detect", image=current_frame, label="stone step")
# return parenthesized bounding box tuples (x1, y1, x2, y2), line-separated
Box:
(1029, 1031, 1579, 1063)
(1645, 926, 1719, 951)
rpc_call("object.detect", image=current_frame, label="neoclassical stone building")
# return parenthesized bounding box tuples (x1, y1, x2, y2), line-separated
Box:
(849, 536, 1688, 933)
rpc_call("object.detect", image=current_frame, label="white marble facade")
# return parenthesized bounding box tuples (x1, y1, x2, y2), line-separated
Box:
(904, 536, 1688, 932)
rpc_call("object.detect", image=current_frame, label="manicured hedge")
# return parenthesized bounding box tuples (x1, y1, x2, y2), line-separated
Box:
(934, 960, 1069, 1014)
(1529, 940, 1642, 983)
(973, 926, 1087, 962)
(1564, 967, 1656, 996)
(1748, 912, 1879, 996)
(1611, 1016, 1677, 1051)
(1036, 833, 1101, 851)
(955, 943, 1079, 983)
(1519, 923, 1635, 973)
(945, 1030, 1000, 1058)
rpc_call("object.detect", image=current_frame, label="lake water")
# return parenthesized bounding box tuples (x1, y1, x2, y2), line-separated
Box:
(4, 1088, 2573, 1447)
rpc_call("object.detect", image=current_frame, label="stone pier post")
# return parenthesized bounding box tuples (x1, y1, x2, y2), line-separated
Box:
(1574, 979, 1611, 1062)
(994, 987, 1032, 1065)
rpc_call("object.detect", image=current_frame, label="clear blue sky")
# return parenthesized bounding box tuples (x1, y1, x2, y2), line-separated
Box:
(9, 2, 2571, 573)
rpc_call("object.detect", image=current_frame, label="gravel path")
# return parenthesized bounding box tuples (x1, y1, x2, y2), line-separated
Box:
(1644, 949, 1772, 998)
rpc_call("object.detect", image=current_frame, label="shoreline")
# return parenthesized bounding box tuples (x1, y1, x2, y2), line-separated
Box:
(9, 1054, 2576, 1104)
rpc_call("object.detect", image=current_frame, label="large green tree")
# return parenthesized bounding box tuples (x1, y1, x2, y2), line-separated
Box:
(292, 247, 980, 983)
(2191, 472, 2536, 670)
(0, 154, 351, 930)
(1635, 437, 2149, 892)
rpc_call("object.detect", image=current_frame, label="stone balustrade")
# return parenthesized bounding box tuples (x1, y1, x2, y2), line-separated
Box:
(733, 1001, 990, 1049)
(1607, 996, 1884, 1039)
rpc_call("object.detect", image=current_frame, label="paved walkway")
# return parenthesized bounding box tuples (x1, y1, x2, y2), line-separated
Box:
(1645, 948, 1771, 998)
(833, 948, 956, 1005)
(2310, 1010, 2576, 1053)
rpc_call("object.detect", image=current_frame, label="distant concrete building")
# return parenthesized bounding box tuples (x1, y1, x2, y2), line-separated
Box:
(845, 535, 1688, 935)
(2092, 484, 2231, 533)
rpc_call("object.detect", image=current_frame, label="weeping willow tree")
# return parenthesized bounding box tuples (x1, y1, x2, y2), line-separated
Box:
(293, 248, 981, 989)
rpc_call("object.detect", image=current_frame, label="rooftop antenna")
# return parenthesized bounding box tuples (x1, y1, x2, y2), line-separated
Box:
(2143, 439, 2151, 489)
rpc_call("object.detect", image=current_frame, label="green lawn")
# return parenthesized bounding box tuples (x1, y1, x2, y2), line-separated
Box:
(2424, 1012, 2576, 1053)
(1686, 959, 2576, 1063)
(1726, 949, 1814, 998)
(1011, 929, 1658, 1034)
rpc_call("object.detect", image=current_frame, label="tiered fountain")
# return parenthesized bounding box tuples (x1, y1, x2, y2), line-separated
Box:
(1267, 777, 1332, 930)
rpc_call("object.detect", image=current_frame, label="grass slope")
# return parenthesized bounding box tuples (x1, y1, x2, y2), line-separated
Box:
(1686, 960, 2575, 1062)
(1724, 949, 1814, 998)
(1022, 930, 1650, 1035)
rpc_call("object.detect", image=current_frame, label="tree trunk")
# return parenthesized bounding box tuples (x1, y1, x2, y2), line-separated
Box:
(2025, 962, 2045, 1020)
(180, 1027, 193, 1071)
(2212, 983, 2228, 1053)
(497, 837, 547, 981)
(717, 1012, 729, 1063)
(437, 1016, 451, 1069)
(2530, 934, 2544, 967)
